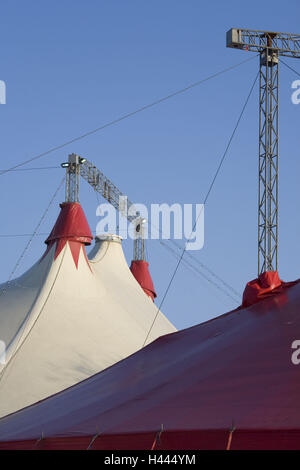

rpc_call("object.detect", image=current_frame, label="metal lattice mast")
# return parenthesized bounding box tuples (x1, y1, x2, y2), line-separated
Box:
(227, 28, 300, 275)
(133, 217, 146, 261)
(63, 153, 81, 202)
(61, 154, 147, 261)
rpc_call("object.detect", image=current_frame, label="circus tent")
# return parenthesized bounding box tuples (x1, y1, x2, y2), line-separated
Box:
(0, 271, 299, 449)
(0, 201, 176, 418)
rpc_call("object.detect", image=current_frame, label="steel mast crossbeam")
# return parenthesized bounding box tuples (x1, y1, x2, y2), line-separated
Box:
(227, 28, 300, 275)
(227, 28, 300, 58)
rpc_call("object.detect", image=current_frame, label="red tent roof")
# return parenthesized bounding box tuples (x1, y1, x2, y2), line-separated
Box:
(0, 275, 299, 450)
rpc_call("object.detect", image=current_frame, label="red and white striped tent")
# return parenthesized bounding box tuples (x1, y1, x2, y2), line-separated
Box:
(0, 201, 175, 418)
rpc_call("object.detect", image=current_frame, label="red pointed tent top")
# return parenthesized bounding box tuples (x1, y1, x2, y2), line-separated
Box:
(1, 275, 300, 449)
(130, 260, 157, 301)
(43, 202, 93, 268)
(45, 202, 93, 246)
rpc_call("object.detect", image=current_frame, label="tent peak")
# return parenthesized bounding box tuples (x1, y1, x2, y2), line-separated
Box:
(42, 202, 93, 268)
(45, 202, 93, 247)
(242, 270, 282, 307)
(130, 260, 157, 301)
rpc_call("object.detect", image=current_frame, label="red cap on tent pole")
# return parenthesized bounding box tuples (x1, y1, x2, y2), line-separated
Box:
(242, 270, 282, 307)
(43, 202, 93, 268)
(130, 260, 157, 301)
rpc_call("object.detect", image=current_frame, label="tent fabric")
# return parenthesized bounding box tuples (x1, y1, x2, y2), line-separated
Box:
(2, 431, 300, 450)
(43, 202, 93, 267)
(0, 202, 175, 418)
(0, 277, 299, 449)
(45, 202, 93, 246)
(130, 260, 157, 300)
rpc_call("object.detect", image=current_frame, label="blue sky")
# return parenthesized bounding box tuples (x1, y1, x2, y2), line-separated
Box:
(0, 0, 299, 329)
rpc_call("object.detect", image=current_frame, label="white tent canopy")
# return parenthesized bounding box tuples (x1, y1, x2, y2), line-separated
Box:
(0, 202, 175, 418)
